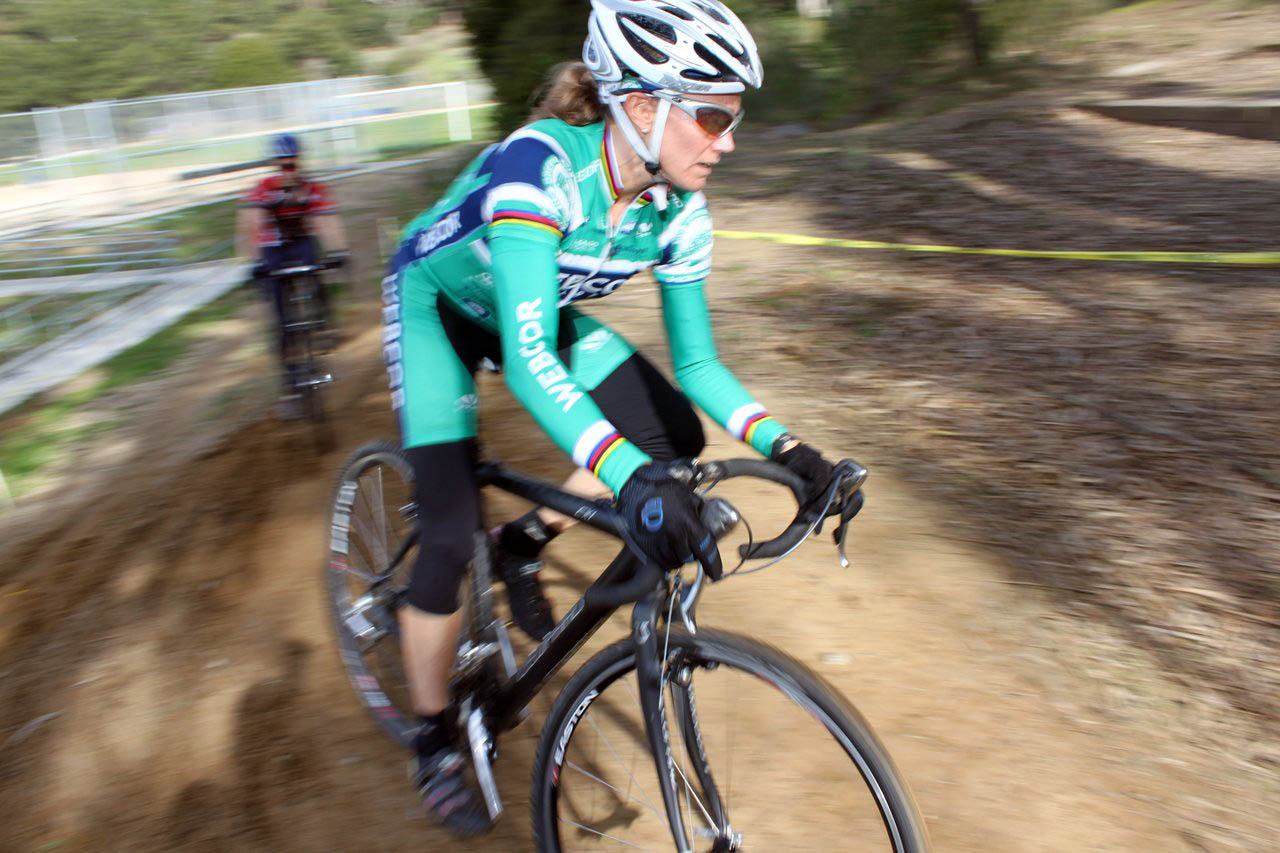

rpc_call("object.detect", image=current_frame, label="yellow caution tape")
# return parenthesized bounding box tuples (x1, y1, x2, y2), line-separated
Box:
(714, 230, 1280, 266)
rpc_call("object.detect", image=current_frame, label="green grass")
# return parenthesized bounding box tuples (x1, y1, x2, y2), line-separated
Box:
(155, 200, 239, 261)
(96, 295, 240, 391)
(0, 291, 243, 497)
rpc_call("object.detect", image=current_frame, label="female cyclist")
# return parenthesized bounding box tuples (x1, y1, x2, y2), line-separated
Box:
(383, 0, 837, 835)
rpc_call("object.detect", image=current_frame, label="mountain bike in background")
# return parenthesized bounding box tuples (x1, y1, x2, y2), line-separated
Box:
(267, 253, 345, 446)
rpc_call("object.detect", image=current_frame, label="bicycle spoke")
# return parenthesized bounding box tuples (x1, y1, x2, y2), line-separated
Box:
(336, 561, 379, 585)
(668, 726, 716, 830)
(559, 818, 654, 850)
(351, 510, 386, 573)
(373, 466, 387, 568)
(586, 708, 665, 822)
(355, 472, 389, 572)
(567, 761, 645, 805)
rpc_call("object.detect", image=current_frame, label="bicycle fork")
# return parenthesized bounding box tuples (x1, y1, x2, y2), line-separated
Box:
(634, 591, 741, 851)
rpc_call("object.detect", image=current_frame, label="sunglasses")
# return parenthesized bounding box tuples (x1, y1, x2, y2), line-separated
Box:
(653, 92, 745, 138)
(277, 158, 298, 171)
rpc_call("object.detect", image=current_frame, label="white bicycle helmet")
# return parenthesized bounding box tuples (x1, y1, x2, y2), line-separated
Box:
(583, 0, 763, 173)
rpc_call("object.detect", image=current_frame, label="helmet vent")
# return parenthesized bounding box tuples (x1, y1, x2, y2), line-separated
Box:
(690, 42, 737, 81)
(621, 13, 678, 43)
(622, 26, 671, 65)
(658, 5, 695, 20)
(692, 2, 730, 25)
(707, 33, 744, 61)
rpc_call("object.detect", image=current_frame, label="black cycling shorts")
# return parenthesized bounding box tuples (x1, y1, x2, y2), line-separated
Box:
(403, 313, 704, 615)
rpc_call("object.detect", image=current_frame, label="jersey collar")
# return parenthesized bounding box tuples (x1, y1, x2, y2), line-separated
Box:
(601, 124, 667, 211)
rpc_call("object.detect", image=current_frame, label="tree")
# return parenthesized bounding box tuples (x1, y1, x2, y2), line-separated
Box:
(211, 34, 293, 89)
(274, 8, 363, 78)
(461, 0, 587, 132)
(329, 0, 396, 48)
(957, 0, 991, 68)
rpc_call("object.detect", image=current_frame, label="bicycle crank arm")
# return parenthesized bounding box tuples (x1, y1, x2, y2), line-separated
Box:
(297, 374, 333, 389)
(465, 703, 504, 821)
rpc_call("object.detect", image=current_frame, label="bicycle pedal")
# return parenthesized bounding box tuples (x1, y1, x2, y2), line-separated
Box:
(343, 594, 390, 651)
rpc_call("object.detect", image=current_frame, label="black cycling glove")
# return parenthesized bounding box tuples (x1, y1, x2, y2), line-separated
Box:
(618, 464, 723, 579)
(772, 437, 838, 517)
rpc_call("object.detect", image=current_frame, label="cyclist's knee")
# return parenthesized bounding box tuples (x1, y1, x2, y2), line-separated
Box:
(407, 527, 473, 614)
(403, 440, 480, 615)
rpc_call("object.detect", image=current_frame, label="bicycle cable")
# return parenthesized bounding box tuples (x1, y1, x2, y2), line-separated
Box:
(709, 471, 850, 579)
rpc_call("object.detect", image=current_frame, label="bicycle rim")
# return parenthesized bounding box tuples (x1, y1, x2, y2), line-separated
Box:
(327, 443, 419, 747)
(533, 628, 929, 852)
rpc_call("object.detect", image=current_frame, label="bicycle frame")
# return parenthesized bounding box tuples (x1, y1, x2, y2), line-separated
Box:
(473, 462, 654, 731)
(474, 462, 707, 848)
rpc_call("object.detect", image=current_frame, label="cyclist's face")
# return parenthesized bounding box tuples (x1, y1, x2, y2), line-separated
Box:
(659, 94, 741, 192)
(277, 157, 299, 185)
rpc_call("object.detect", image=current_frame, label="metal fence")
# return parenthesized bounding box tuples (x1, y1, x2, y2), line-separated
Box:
(0, 76, 491, 233)
(0, 230, 178, 278)
(0, 222, 240, 367)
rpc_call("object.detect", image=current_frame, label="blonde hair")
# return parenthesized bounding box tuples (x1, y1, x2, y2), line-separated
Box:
(529, 62, 604, 126)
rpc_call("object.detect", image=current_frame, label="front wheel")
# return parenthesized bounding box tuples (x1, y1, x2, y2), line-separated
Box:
(531, 628, 930, 852)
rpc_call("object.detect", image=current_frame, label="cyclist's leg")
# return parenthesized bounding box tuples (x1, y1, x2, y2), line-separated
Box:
(385, 253, 492, 835)
(254, 246, 293, 391)
(401, 440, 480, 712)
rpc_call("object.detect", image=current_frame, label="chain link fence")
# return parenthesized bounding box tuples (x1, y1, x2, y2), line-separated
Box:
(0, 76, 492, 233)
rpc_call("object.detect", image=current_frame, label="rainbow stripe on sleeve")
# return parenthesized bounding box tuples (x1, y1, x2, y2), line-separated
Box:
(728, 402, 775, 446)
(586, 431, 628, 478)
(490, 210, 564, 238)
(741, 412, 775, 445)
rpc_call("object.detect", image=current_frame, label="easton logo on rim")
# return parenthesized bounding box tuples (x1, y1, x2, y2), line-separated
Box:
(552, 688, 600, 780)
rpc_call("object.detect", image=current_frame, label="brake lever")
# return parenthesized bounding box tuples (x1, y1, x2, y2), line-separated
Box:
(678, 566, 705, 634)
(834, 490, 864, 568)
(828, 461, 868, 568)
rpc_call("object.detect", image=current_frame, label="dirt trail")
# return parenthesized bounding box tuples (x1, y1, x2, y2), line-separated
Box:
(0, 154, 1275, 852)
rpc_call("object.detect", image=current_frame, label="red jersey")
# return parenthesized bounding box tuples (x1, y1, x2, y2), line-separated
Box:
(242, 175, 336, 247)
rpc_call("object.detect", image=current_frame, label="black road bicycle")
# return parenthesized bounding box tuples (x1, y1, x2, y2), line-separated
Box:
(326, 442, 930, 851)
(268, 257, 343, 444)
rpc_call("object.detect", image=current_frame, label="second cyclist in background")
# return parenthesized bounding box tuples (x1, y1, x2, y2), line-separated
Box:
(236, 133, 350, 415)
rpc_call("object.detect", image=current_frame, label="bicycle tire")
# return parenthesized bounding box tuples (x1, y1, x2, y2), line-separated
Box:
(530, 628, 930, 852)
(326, 441, 499, 748)
(298, 276, 333, 450)
(326, 441, 421, 747)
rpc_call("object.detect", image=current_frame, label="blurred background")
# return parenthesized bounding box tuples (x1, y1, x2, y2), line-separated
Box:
(1, 1, 1277, 850)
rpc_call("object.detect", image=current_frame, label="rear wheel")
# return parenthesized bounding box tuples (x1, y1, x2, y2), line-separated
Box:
(326, 441, 420, 747)
(531, 628, 930, 852)
(326, 441, 508, 747)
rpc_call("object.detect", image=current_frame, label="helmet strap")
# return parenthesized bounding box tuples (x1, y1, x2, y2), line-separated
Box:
(607, 92, 672, 178)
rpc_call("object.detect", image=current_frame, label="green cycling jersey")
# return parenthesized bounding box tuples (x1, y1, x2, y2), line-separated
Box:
(386, 118, 788, 493)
